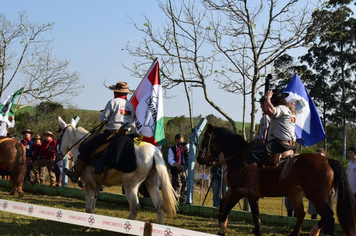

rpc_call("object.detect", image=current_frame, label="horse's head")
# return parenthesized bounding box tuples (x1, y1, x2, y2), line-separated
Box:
(197, 124, 220, 166)
(56, 116, 79, 160)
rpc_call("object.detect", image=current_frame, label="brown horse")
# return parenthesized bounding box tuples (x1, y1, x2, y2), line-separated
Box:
(197, 124, 356, 236)
(0, 138, 27, 197)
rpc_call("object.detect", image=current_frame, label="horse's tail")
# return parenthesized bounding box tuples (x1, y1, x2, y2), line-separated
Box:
(329, 158, 356, 235)
(11, 142, 27, 189)
(153, 148, 177, 218)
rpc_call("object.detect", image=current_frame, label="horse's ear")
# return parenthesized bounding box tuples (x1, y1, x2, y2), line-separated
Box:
(207, 123, 213, 131)
(58, 116, 67, 129)
(70, 118, 76, 128)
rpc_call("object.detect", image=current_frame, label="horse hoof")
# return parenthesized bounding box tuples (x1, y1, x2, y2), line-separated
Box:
(18, 191, 25, 198)
(9, 189, 16, 195)
(82, 227, 91, 232)
(217, 229, 226, 235)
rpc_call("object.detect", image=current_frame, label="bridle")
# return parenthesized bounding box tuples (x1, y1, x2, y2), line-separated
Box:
(56, 125, 90, 160)
(201, 131, 251, 167)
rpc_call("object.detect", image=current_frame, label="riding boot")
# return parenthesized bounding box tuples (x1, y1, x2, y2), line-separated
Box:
(65, 159, 87, 183)
(237, 163, 262, 197)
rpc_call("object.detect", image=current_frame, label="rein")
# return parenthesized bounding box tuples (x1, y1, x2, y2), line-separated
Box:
(203, 131, 251, 167)
(58, 122, 104, 159)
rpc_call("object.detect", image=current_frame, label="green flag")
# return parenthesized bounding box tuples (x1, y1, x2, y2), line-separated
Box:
(0, 87, 24, 116)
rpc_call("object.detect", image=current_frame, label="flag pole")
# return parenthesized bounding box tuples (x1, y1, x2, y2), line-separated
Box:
(130, 58, 158, 101)
(14, 84, 26, 112)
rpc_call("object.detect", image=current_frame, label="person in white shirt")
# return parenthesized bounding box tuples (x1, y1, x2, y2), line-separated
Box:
(0, 115, 15, 137)
(238, 89, 296, 197)
(66, 82, 135, 183)
(347, 146, 356, 199)
(168, 133, 189, 202)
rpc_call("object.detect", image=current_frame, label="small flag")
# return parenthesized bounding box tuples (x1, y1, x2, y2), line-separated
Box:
(0, 87, 24, 116)
(284, 73, 325, 147)
(130, 60, 165, 146)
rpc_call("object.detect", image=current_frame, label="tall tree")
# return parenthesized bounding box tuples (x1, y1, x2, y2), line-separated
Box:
(301, 1, 356, 157)
(124, 0, 240, 132)
(0, 12, 81, 108)
(203, 0, 322, 140)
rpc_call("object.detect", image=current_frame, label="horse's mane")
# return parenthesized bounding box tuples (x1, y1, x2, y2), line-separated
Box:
(213, 126, 250, 152)
(76, 126, 89, 135)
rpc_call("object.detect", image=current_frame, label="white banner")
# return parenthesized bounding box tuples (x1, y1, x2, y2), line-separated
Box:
(0, 199, 215, 236)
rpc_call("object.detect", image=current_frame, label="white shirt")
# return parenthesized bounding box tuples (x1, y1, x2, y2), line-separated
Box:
(267, 105, 296, 142)
(168, 144, 190, 166)
(100, 97, 135, 130)
(0, 114, 14, 137)
(348, 160, 356, 193)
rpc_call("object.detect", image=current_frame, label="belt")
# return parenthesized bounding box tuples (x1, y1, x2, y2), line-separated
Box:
(274, 138, 295, 146)
(107, 129, 129, 135)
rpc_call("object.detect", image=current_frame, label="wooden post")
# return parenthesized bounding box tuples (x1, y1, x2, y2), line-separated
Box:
(143, 221, 152, 236)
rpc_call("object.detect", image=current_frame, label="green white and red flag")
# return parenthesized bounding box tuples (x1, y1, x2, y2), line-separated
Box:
(130, 59, 165, 146)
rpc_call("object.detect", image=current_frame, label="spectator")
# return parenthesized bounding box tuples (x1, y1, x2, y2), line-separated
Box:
(29, 135, 42, 183)
(252, 97, 270, 144)
(211, 164, 227, 208)
(168, 133, 189, 202)
(347, 146, 356, 200)
(32, 131, 57, 186)
(308, 148, 326, 219)
(20, 129, 34, 182)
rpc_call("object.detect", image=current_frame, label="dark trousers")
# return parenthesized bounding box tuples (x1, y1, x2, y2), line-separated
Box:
(78, 130, 112, 164)
(248, 140, 295, 164)
(171, 168, 188, 202)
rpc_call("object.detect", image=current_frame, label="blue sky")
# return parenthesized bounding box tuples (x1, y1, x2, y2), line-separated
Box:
(2, 0, 319, 123)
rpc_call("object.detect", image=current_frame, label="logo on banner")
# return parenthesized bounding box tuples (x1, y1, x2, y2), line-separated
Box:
(56, 210, 63, 220)
(2, 201, 8, 210)
(88, 215, 95, 226)
(28, 206, 34, 215)
(164, 227, 173, 236)
(124, 221, 132, 232)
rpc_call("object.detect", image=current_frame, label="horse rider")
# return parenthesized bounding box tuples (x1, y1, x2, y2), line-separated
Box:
(65, 81, 135, 183)
(237, 89, 296, 197)
(0, 114, 15, 138)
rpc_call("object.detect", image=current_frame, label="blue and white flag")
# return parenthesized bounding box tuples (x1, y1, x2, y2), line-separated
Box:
(283, 73, 325, 147)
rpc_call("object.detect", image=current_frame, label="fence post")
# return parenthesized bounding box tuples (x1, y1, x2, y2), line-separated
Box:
(62, 116, 80, 187)
(186, 118, 207, 204)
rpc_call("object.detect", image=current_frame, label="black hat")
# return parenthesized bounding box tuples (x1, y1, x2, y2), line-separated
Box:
(21, 129, 33, 135)
(258, 97, 265, 103)
(271, 89, 289, 101)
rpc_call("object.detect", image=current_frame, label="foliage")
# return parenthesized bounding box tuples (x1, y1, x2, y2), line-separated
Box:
(0, 12, 82, 108)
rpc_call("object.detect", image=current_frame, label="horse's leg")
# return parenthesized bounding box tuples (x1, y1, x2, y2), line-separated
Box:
(82, 180, 99, 232)
(313, 200, 335, 235)
(143, 171, 165, 224)
(124, 184, 141, 220)
(248, 197, 262, 236)
(218, 189, 242, 235)
(289, 192, 306, 236)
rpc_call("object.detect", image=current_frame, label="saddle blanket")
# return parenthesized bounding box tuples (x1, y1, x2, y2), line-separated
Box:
(102, 134, 137, 173)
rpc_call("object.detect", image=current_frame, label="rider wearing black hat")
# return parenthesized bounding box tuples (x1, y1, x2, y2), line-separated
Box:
(237, 89, 296, 197)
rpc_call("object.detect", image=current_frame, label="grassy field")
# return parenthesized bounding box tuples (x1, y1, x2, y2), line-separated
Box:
(0, 183, 345, 236)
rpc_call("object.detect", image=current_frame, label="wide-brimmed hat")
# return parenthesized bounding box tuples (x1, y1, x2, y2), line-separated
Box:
(33, 135, 41, 140)
(108, 82, 132, 94)
(21, 129, 33, 135)
(271, 89, 289, 101)
(42, 131, 54, 137)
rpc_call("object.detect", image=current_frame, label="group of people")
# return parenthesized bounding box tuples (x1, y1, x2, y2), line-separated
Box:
(20, 129, 62, 186)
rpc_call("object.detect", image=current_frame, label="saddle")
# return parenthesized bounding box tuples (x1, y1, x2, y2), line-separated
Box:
(86, 133, 138, 174)
(259, 150, 298, 182)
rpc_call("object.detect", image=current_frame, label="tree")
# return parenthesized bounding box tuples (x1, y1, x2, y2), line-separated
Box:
(203, 0, 324, 141)
(124, 0, 238, 132)
(0, 12, 81, 108)
(301, 1, 356, 157)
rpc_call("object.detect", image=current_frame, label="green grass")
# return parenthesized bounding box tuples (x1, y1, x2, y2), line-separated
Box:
(0, 182, 345, 236)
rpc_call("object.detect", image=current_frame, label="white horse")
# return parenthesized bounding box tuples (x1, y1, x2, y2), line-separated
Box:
(57, 116, 177, 224)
